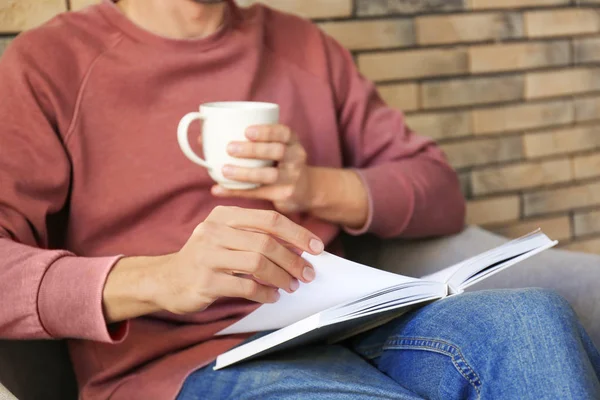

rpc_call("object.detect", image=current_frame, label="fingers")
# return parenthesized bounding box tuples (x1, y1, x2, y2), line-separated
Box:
(222, 250, 300, 293)
(211, 185, 294, 210)
(208, 206, 324, 255)
(222, 165, 282, 185)
(227, 141, 286, 161)
(245, 124, 294, 143)
(211, 185, 269, 199)
(215, 226, 312, 285)
(217, 274, 280, 304)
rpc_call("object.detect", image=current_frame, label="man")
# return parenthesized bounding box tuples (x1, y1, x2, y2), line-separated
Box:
(0, 0, 598, 399)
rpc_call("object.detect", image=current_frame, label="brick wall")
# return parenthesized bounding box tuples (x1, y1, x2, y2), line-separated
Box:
(1, 0, 600, 253)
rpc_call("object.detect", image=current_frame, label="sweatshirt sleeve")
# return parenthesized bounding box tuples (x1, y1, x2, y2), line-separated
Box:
(322, 33, 466, 239)
(0, 38, 127, 342)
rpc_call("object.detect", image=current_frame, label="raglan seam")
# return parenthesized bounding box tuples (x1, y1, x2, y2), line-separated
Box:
(63, 32, 126, 146)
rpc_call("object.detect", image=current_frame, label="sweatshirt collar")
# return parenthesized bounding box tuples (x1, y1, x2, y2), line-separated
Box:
(98, 0, 239, 51)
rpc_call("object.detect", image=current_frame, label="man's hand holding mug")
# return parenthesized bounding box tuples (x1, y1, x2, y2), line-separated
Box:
(177, 101, 316, 214)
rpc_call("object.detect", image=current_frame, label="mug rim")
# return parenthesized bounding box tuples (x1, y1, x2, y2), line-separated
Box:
(201, 101, 279, 110)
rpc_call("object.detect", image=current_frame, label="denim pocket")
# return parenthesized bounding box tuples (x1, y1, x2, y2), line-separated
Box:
(357, 336, 482, 400)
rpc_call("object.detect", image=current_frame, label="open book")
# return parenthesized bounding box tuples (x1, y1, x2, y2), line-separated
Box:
(214, 230, 557, 370)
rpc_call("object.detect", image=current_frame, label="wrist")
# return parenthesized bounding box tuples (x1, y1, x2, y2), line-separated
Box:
(305, 167, 362, 210)
(304, 167, 369, 229)
(103, 255, 169, 323)
(305, 167, 329, 211)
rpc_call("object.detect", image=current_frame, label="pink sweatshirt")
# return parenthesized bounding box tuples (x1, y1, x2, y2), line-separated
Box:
(0, 1, 465, 398)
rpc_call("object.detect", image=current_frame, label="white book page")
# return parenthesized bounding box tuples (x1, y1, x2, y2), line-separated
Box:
(447, 232, 554, 289)
(459, 241, 557, 290)
(325, 281, 444, 322)
(422, 262, 464, 286)
(217, 252, 420, 335)
(422, 231, 552, 288)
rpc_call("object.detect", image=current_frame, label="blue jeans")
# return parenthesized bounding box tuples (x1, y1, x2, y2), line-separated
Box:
(177, 289, 600, 399)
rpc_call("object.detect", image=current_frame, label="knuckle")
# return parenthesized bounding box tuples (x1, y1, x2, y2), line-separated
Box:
(281, 255, 303, 278)
(271, 143, 286, 160)
(244, 281, 260, 298)
(258, 235, 277, 254)
(297, 148, 307, 163)
(214, 205, 227, 214)
(249, 253, 266, 272)
(265, 210, 282, 227)
(262, 126, 273, 138)
(210, 205, 228, 219)
(195, 286, 216, 305)
(274, 186, 292, 202)
(291, 226, 309, 244)
(204, 221, 220, 234)
(255, 144, 267, 158)
(266, 169, 279, 184)
(282, 185, 295, 200)
(193, 222, 211, 237)
(293, 254, 305, 272)
(192, 224, 205, 237)
(282, 126, 292, 142)
(289, 169, 301, 181)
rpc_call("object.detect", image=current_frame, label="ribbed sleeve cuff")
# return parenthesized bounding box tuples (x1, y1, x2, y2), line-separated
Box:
(38, 255, 129, 343)
(350, 166, 414, 238)
(343, 169, 374, 236)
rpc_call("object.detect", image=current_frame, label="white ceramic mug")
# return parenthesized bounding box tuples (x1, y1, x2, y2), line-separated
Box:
(177, 101, 280, 189)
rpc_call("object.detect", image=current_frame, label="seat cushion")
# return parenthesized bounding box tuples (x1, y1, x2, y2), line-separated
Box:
(0, 340, 77, 400)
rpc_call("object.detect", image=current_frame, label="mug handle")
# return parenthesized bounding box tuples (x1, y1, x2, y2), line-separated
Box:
(177, 112, 211, 169)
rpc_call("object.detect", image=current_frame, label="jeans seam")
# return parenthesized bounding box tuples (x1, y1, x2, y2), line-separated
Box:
(382, 336, 482, 399)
